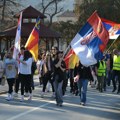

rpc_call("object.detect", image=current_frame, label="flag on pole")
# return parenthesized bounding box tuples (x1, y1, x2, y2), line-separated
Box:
(13, 12, 22, 59)
(64, 48, 79, 69)
(71, 11, 109, 66)
(102, 18, 120, 39)
(25, 17, 40, 61)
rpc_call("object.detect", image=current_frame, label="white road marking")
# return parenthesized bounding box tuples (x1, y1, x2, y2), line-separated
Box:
(6, 94, 71, 120)
(6, 102, 51, 120)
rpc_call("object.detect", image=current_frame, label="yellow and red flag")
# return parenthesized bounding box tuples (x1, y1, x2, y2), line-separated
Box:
(25, 18, 40, 61)
(64, 48, 79, 69)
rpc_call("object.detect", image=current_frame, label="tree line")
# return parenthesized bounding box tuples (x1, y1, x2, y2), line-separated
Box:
(0, 0, 120, 50)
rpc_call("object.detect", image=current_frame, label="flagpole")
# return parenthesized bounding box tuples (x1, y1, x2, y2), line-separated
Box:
(62, 44, 71, 58)
(57, 44, 71, 66)
(105, 36, 119, 53)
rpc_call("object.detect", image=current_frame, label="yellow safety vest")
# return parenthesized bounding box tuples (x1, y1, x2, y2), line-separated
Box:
(98, 61, 106, 76)
(113, 55, 120, 71)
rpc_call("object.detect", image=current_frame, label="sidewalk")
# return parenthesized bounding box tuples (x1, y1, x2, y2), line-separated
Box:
(0, 75, 40, 95)
(0, 83, 8, 94)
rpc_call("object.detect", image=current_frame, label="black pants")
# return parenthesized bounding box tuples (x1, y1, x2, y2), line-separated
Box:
(15, 73, 21, 93)
(42, 71, 54, 92)
(7, 78, 15, 94)
(31, 74, 34, 89)
(15, 73, 28, 93)
(112, 70, 120, 92)
(20, 74, 32, 95)
(69, 69, 74, 91)
(74, 82, 78, 93)
(62, 72, 68, 95)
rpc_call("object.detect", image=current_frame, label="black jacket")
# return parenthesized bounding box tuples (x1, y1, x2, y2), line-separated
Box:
(76, 63, 93, 81)
(53, 58, 66, 82)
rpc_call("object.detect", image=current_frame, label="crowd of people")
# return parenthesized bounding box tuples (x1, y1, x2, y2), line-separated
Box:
(0, 46, 120, 107)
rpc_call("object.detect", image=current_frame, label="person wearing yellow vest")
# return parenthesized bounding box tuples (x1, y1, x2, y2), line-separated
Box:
(112, 49, 120, 94)
(96, 57, 106, 92)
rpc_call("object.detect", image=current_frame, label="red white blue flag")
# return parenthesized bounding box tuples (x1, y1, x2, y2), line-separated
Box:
(13, 12, 22, 59)
(102, 18, 120, 39)
(71, 11, 109, 66)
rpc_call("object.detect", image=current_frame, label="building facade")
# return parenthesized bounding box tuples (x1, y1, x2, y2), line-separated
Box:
(57, 10, 78, 23)
(0, 6, 61, 53)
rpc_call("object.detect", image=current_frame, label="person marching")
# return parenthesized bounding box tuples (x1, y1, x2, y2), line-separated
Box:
(37, 53, 46, 86)
(74, 62, 93, 106)
(14, 46, 25, 97)
(41, 51, 55, 98)
(95, 56, 106, 92)
(112, 49, 120, 94)
(4, 51, 18, 101)
(17, 50, 33, 101)
(53, 51, 66, 106)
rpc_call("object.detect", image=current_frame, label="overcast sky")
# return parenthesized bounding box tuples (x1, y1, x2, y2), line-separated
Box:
(22, 0, 73, 10)
(18, 0, 74, 21)
(19, 0, 74, 11)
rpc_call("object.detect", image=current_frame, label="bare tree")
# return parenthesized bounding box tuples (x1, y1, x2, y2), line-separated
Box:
(0, 0, 21, 31)
(0, 0, 20, 21)
(37, 0, 64, 27)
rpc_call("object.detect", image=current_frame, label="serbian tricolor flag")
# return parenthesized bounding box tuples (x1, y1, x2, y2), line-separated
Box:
(71, 11, 109, 66)
(102, 18, 120, 39)
(25, 18, 40, 61)
(64, 49, 79, 69)
(13, 12, 22, 59)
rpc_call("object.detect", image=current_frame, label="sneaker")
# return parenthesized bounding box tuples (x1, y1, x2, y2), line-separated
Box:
(10, 94, 14, 100)
(28, 94, 32, 101)
(59, 104, 62, 107)
(112, 88, 116, 92)
(5, 94, 11, 101)
(13, 92, 18, 97)
(24, 93, 29, 97)
(80, 102, 86, 106)
(59, 103, 63, 107)
(51, 92, 56, 98)
(20, 96, 24, 102)
(41, 92, 45, 98)
(5, 97, 11, 101)
(28, 96, 32, 101)
(82, 103, 85, 106)
(81, 102, 86, 106)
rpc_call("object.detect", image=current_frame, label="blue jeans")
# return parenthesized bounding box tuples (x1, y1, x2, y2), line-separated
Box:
(53, 75, 63, 105)
(77, 79, 88, 103)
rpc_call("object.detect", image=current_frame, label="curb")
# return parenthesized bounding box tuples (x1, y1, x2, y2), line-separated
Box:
(0, 75, 39, 95)
(0, 91, 7, 95)
(0, 83, 40, 95)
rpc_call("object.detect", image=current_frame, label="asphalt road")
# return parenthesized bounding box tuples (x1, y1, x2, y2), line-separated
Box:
(0, 81, 120, 120)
